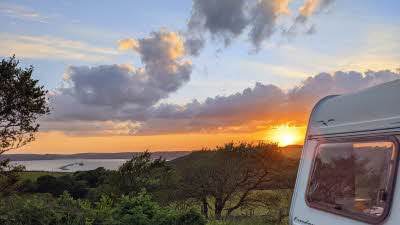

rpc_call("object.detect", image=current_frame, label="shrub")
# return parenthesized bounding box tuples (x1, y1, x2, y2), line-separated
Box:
(176, 209, 206, 225)
(35, 175, 89, 198)
(0, 195, 55, 225)
(0, 192, 206, 225)
(107, 192, 206, 225)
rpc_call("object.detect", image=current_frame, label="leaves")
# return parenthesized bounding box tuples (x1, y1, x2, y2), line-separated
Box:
(176, 142, 284, 218)
(0, 158, 25, 195)
(0, 56, 50, 153)
(0, 192, 206, 225)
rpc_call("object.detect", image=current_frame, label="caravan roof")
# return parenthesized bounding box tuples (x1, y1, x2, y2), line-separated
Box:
(308, 79, 400, 138)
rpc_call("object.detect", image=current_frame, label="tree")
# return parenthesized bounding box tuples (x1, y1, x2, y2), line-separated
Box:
(111, 151, 173, 196)
(0, 56, 49, 195)
(0, 56, 49, 153)
(177, 142, 285, 219)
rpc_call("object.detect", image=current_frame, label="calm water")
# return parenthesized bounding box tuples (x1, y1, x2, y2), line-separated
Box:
(11, 159, 129, 172)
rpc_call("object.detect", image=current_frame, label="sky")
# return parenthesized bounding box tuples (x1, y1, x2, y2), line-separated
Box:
(0, 0, 399, 153)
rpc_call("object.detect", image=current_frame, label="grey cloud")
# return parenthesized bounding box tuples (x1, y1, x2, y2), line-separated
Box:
(187, 0, 335, 50)
(138, 70, 400, 134)
(47, 30, 191, 125)
(59, 30, 191, 108)
(249, 0, 290, 51)
(188, 0, 249, 46)
(187, 0, 291, 52)
(45, 69, 400, 135)
(184, 35, 206, 57)
(288, 70, 400, 109)
(185, 0, 249, 56)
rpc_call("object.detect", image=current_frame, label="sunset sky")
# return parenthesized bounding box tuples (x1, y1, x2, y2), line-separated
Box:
(1, 0, 399, 153)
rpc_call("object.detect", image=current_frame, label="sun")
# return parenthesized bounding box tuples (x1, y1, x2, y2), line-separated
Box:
(279, 133, 296, 146)
(268, 125, 304, 147)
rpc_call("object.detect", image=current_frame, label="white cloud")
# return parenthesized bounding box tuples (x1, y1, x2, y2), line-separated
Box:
(0, 33, 119, 62)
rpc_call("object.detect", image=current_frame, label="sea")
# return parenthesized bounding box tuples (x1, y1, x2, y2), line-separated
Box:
(11, 159, 129, 172)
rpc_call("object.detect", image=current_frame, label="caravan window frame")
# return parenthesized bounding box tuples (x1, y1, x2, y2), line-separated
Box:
(305, 136, 399, 224)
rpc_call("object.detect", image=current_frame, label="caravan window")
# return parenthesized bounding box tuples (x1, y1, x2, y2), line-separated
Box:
(306, 140, 398, 223)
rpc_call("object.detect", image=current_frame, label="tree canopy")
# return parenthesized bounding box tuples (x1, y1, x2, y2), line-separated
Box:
(0, 56, 50, 153)
(174, 142, 289, 219)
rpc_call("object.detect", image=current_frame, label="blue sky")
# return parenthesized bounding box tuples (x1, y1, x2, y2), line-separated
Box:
(1, 0, 398, 104)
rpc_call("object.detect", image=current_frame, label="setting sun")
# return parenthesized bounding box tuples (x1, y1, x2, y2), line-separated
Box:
(268, 125, 305, 147)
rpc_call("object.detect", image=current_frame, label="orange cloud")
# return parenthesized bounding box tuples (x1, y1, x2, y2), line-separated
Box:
(300, 0, 319, 17)
(118, 38, 139, 51)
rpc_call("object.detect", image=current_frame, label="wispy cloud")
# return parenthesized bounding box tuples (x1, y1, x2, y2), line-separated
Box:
(0, 3, 49, 23)
(0, 33, 119, 62)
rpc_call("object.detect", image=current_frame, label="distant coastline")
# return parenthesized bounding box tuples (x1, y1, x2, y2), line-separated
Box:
(1, 151, 192, 161)
(2, 145, 303, 162)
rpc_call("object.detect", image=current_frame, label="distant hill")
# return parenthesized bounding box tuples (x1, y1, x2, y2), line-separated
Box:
(1, 145, 303, 162)
(0, 151, 192, 161)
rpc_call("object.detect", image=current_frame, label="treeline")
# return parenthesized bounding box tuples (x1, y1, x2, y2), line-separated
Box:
(0, 142, 299, 225)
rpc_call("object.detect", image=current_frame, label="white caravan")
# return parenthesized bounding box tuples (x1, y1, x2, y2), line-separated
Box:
(290, 79, 400, 225)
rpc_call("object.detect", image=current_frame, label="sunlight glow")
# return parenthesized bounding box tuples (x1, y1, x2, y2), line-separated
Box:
(268, 125, 304, 147)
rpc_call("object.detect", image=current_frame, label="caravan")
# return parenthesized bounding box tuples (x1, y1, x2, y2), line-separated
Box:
(290, 80, 400, 225)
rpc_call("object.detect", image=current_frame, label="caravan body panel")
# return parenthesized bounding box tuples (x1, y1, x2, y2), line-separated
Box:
(290, 80, 400, 225)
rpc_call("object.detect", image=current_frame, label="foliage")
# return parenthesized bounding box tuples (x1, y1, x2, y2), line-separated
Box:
(175, 142, 288, 219)
(0, 158, 25, 195)
(21, 174, 88, 198)
(0, 194, 55, 225)
(10, 145, 299, 224)
(0, 56, 49, 153)
(107, 192, 174, 225)
(18, 171, 66, 181)
(74, 167, 108, 188)
(247, 189, 293, 224)
(111, 151, 174, 196)
(0, 192, 206, 225)
(46, 175, 83, 197)
(0, 55, 49, 196)
(176, 209, 207, 225)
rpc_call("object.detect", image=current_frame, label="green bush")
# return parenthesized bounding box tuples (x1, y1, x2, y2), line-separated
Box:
(0, 195, 55, 225)
(30, 175, 89, 198)
(0, 192, 206, 225)
(176, 209, 206, 225)
(106, 192, 206, 225)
